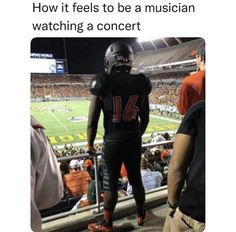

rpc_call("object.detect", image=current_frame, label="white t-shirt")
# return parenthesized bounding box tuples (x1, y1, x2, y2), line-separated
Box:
(127, 169, 163, 195)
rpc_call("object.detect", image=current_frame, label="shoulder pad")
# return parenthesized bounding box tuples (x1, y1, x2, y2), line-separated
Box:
(90, 74, 107, 97)
(139, 74, 152, 95)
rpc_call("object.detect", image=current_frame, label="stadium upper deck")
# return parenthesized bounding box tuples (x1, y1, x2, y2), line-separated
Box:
(132, 38, 204, 74)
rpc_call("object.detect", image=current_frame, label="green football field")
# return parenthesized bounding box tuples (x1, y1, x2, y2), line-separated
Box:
(31, 100, 180, 147)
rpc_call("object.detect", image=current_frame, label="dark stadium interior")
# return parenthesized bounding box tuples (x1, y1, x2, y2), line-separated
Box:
(31, 37, 201, 74)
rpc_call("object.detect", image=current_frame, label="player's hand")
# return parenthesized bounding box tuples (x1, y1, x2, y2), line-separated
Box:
(86, 145, 96, 156)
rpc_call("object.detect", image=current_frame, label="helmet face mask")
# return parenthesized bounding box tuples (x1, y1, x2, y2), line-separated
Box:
(104, 42, 134, 74)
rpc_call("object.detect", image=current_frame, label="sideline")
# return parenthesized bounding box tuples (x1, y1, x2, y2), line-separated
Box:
(52, 132, 176, 150)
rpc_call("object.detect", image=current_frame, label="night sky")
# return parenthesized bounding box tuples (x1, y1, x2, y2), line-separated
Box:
(31, 38, 137, 74)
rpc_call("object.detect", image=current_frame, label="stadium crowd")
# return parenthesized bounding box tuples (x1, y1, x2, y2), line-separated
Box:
(149, 85, 179, 106)
(31, 73, 93, 84)
(31, 85, 90, 99)
(31, 72, 185, 117)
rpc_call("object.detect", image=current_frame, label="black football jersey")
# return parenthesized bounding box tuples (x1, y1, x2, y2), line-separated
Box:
(90, 72, 151, 140)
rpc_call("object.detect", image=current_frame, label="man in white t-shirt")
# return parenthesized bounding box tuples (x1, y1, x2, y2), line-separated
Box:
(31, 116, 64, 232)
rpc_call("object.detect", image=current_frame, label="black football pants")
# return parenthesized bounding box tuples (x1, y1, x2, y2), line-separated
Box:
(103, 136, 145, 212)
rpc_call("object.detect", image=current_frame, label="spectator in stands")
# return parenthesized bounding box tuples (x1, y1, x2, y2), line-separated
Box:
(87, 179, 101, 206)
(160, 145, 171, 164)
(31, 116, 63, 232)
(60, 161, 69, 177)
(83, 158, 95, 179)
(127, 157, 163, 194)
(143, 149, 153, 161)
(59, 161, 70, 198)
(177, 42, 205, 115)
(163, 132, 170, 141)
(63, 159, 91, 198)
(152, 150, 163, 173)
(163, 100, 205, 231)
(119, 163, 128, 191)
(97, 155, 105, 191)
(151, 133, 166, 143)
(120, 162, 128, 182)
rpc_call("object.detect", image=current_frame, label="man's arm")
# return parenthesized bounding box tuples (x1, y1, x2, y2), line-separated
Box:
(139, 95, 150, 136)
(167, 133, 193, 206)
(87, 95, 102, 147)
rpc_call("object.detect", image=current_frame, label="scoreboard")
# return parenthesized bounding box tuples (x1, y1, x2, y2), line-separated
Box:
(30, 53, 67, 74)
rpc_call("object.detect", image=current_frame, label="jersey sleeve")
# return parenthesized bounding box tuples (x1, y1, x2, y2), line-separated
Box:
(89, 74, 107, 97)
(140, 74, 152, 95)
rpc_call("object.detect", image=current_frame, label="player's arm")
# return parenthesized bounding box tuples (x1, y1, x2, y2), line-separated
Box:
(167, 133, 193, 207)
(87, 95, 102, 148)
(139, 95, 150, 136)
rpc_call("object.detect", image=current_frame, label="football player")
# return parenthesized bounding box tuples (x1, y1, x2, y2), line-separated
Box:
(87, 41, 152, 232)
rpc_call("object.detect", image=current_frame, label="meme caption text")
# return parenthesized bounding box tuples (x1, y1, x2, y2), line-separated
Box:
(32, 2, 196, 33)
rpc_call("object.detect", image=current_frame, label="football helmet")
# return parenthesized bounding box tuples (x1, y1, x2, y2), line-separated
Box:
(104, 41, 134, 74)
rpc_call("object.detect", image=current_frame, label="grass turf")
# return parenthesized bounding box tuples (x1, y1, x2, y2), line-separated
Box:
(31, 100, 180, 146)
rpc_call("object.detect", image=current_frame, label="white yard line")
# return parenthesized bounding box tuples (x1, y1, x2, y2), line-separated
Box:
(49, 111, 72, 134)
